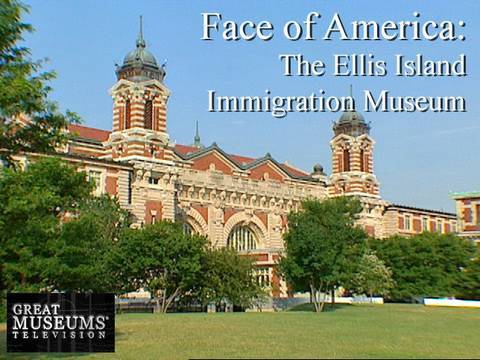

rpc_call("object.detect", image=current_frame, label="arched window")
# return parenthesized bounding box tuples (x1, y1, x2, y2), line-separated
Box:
(343, 149, 350, 172)
(125, 99, 131, 129)
(227, 225, 257, 251)
(144, 99, 153, 130)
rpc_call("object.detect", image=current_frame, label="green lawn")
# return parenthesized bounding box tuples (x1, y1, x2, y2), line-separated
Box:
(1, 304, 479, 359)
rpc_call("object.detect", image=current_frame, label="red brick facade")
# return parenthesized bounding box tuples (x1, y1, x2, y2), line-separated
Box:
(249, 163, 285, 182)
(192, 153, 234, 175)
(105, 176, 118, 196)
(145, 200, 162, 225)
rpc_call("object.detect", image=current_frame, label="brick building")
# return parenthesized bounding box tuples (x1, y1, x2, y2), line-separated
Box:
(13, 23, 460, 296)
(453, 192, 480, 249)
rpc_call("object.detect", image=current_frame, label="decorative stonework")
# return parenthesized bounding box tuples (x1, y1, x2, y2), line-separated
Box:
(104, 79, 171, 162)
(329, 133, 379, 197)
(175, 201, 209, 235)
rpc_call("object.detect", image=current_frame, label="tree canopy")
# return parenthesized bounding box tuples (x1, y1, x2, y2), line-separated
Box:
(458, 256, 480, 300)
(109, 221, 207, 313)
(0, 157, 93, 291)
(194, 247, 266, 309)
(45, 195, 131, 293)
(369, 232, 477, 301)
(351, 250, 394, 300)
(279, 197, 367, 312)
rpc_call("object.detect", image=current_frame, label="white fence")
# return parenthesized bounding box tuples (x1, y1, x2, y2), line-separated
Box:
(325, 295, 384, 304)
(424, 298, 480, 308)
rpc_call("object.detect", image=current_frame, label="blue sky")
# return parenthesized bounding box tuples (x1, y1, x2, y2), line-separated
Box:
(24, 0, 479, 212)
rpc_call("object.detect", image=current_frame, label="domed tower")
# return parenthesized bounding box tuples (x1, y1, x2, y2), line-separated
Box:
(105, 16, 172, 161)
(116, 19, 165, 83)
(329, 90, 379, 197)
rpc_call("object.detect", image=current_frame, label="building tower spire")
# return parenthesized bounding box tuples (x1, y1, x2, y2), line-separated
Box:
(137, 15, 145, 48)
(193, 121, 204, 148)
(349, 84, 354, 110)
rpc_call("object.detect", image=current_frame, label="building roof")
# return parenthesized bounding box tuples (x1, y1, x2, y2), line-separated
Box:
(280, 163, 311, 178)
(333, 109, 370, 137)
(173, 142, 312, 180)
(452, 191, 480, 199)
(68, 124, 314, 180)
(174, 144, 198, 156)
(387, 203, 456, 218)
(333, 86, 370, 137)
(229, 154, 256, 166)
(68, 124, 111, 142)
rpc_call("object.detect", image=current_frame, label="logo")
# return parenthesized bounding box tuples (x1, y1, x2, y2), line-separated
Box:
(7, 293, 115, 352)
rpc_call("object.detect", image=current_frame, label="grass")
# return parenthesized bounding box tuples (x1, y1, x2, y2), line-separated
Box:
(1, 304, 479, 359)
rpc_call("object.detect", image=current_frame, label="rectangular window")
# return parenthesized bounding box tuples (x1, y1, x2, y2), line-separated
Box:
(464, 208, 472, 223)
(343, 149, 350, 172)
(364, 153, 369, 173)
(127, 171, 133, 205)
(477, 205, 480, 225)
(144, 100, 153, 130)
(149, 177, 159, 185)
(437, 219, 443, 233)
(125, 99, 131, 129)
(404, 214, 411, 231)
(88, 170, 102, 195)
(255, 267, 270, 287)
(452, 222, 457, 233)
(422, 217, 429, 232)
(360, 149, 365, 172)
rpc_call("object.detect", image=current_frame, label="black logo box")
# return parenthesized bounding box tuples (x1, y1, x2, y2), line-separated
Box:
(7, 293, 115, 353)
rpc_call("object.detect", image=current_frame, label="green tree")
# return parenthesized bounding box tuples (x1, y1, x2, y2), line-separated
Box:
(0, 157, 92, 292)
(279, 197, 367, 312)
(369, 233, 476, 301)
(0, 0, 79, 165)
(351, 250, 394, 301)
(195, 247, 266, 310)
(0, 157, 133, 320)
(109, 221, 207, 313)
(45, 195, 131, 292)
(458, 255, 480, 300)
